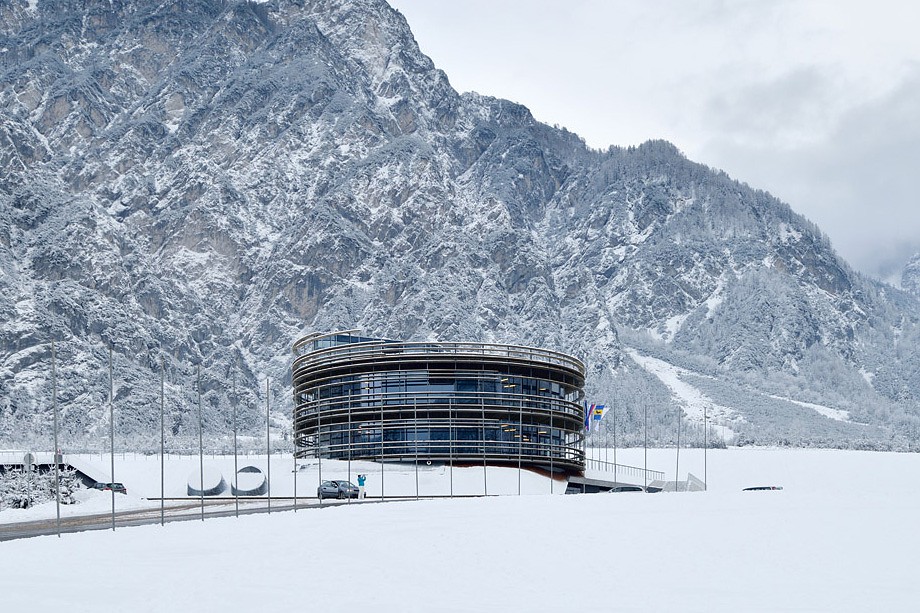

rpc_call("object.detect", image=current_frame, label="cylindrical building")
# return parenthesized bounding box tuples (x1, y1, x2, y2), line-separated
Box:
(291, 332, 587, 474)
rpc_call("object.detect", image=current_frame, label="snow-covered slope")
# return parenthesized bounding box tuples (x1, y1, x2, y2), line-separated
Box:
(903, 252, 920, 296)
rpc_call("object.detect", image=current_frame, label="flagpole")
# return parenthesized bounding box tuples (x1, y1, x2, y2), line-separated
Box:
(612, 404, 617, 480)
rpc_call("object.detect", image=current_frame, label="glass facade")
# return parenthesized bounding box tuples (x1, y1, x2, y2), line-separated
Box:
(291, 332, 587, 473)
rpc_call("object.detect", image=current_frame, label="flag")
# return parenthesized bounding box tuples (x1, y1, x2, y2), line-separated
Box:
(584, 402, 594, 432)
(593, 404, 607, 431)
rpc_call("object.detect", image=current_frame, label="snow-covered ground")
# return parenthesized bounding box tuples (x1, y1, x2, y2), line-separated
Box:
(3, 448, 919, 611)
(0, 451, 572, 523)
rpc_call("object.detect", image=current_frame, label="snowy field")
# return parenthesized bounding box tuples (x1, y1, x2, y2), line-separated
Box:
(2, 447, 919, 612)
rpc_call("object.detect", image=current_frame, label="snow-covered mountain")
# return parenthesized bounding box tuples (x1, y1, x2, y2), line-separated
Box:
(903, 253, 920, 297)
(2, 0, 919, 450)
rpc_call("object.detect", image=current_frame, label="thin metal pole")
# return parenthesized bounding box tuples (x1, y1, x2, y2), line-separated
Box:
(583, 402, 588, 476)
(233, 363, 239, 517)
(380, 402, 384, 499)
(293, 369, 297, 513)
(347, 391, 352, 504)
(160, 356, 165, 526)
(549, 406, 554, 494)
(613, 404, 617, 479)
(704, 404, 708, 491)
(109, 346, 115, 532)
(52, 340, 60, 538)
(318, 393, 322, 505)
(589, 417, 592, 468)
(517, 397, 522, 496)
(414, 397, 419, 500)
(482, 400, 488, 497)
(449, 402, 453, 498)
(675, 408, 681, 491)
(644, 400, 648, 490)
(266, 377, 271, 514)
(198, 364, 204, 521)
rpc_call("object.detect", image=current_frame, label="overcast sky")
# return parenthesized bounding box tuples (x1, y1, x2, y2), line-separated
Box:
(388, 0, 920, 284)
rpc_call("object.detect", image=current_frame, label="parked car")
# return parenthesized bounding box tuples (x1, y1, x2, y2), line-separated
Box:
(742, 485, 783, 491)
(317, 480, 359, 499)
(608, 485, 645, 493)
(92, 482, 127, 494)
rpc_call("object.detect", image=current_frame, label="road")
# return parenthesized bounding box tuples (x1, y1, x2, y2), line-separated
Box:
(0, 496, 393, 542)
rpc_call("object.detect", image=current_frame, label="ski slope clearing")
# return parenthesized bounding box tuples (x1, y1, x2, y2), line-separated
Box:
(768, 394, 851, 421)
(3, 448, 919, 612)
(626, 348, 738, 425)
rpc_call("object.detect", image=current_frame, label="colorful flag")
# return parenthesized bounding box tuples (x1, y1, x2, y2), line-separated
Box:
(584, 402, 594, 432)
(593, 404, 607, 431)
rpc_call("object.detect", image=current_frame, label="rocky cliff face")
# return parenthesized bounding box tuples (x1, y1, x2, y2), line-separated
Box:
(2, 0, 919, 449)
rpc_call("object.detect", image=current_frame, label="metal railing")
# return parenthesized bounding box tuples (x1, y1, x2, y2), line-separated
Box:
(292, 338, 586, 376)
(293, 392, 585, 424)
(584, 457, 665, 481)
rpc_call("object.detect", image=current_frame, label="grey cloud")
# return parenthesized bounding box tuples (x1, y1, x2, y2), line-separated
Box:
(704, 68, 840, 147)
(700, 67, 920, 282)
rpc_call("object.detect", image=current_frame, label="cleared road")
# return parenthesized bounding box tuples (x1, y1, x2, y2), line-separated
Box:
(0, 497, 397, 542)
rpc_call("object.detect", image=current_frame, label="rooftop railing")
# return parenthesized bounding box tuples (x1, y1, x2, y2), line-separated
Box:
(293, 339, 586, 376)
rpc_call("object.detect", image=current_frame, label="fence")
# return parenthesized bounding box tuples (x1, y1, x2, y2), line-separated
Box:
(648, 472, 706, 492)
(584, 456, 665, 482)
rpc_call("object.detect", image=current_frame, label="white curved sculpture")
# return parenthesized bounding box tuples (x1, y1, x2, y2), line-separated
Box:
(231, 465, 267, 496)
(187, 466, 227, 496)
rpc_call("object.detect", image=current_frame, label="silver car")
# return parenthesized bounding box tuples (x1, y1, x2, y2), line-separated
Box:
(317, 480, 359, 499)
(608, 485, 645, 493)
